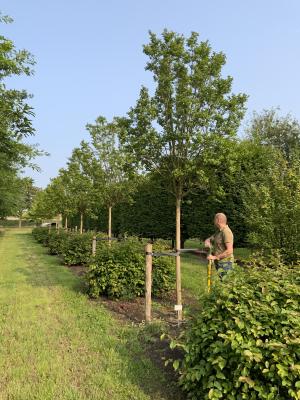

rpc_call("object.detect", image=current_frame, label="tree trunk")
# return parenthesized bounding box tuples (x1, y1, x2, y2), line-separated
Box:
(80, 213, 83, 234)
(176, 196, 182, 321)
(19, 216, 22, 228)
(65, 215, 68, 230)
(108, 206, 112, 247)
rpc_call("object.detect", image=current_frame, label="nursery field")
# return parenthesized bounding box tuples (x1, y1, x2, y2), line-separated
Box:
(3, 16, 300, 400)
(0, 229, 183, 400)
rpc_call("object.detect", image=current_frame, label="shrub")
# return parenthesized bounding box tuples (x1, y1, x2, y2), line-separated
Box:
(59, 232, 95, 266)
(86, 237, 175, 299)
(32, 227, 50, 244)
(47, 230, 68, 255)
(178, 263, 300, 400)
(32, 228, 103, 266)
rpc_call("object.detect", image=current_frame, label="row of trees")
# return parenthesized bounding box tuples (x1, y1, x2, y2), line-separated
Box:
(30, 30, 248, 319)
(34, 109, 300, 246)
(0, 13, 41, 223)
(30, 30, 300, 318)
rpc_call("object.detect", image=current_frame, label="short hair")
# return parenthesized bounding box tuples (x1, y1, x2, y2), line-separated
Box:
(214, 213, 227, 224)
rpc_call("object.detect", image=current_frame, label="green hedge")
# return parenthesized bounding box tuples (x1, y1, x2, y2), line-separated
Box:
(178, 264, 300, 399)
(32, 228, 97, 266)
(86, 237, 175, 299)
(32, 227, 49, 244)
(47, 230, 68, 255)
(0, 220, 36, 227)
(32, 229, 176, 299)
(60, 232, 95, 266)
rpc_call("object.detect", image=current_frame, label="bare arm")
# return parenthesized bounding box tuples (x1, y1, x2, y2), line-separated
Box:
(207, 242, 233, 261)
(217, 242, 233, 260)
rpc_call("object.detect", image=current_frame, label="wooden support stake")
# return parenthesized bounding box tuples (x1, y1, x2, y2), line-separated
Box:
(92, 236, 97, 256)
(108, 206, 112, 247)
(145, 243, 152, 323)
(80, 213, 83, 234)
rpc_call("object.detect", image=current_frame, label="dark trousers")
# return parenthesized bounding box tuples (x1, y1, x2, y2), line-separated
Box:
(215, 260, 233, 279)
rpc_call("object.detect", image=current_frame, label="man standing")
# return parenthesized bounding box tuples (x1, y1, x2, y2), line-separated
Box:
(205, 213, 234, 278)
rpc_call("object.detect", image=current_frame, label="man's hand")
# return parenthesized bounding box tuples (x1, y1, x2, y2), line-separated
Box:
(204, 239, 211, 248)
(207, 254, 218, 261)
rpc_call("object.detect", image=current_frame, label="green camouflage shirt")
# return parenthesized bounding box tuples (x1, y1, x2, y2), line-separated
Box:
(211, 225, 234, 262)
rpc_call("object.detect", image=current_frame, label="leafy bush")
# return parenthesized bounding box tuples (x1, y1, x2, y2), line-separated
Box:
(47, 230, 68, 255)
(86, 237, 175, 298)
(178, 263, 300, 400)
(58, 232, 95, 266)
(32, 229, 175, 295)
(32, 228, 100, 266)
(32, 227, 50, 244)
(241, 158, 300, 264)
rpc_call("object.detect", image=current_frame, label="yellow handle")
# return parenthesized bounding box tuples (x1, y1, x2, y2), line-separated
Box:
(207, 259, 212, 293)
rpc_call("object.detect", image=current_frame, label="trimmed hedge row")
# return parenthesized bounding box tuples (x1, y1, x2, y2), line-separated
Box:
(87, 237, 175, 298)
(32, 228, 175, 299)
(32, 227, 49, 245)
(178, 263, 300, 400)
(32, 228, 97, 265)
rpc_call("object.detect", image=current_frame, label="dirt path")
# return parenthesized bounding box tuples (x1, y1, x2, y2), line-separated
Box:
(0, 229, 182, 400)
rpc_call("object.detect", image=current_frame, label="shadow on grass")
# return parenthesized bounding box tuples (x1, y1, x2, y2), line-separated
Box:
(13, 232, 87, 294)
(11, 232, 185, 400)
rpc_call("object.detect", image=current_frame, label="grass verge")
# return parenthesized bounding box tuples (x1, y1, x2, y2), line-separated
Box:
(0, 229, 182, 400)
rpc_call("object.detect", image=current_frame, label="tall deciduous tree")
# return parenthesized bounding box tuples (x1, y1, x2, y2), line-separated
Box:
(63, 143, 95, 234)
(29, 189, 56, 222)
(0, 14, 44, 219)
(13, 177, 39, 227)
(241, 152, 300, 262)
(0, 14, 39, 174)
(0, 174, 39, 223)
(246, 108, 300, 165)
(86, 116, 135, 243)
(43, 175, 74, 229)
(120, 30, 247, 319)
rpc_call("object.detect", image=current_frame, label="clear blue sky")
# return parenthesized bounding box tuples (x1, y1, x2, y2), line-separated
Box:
(2, 0, 300, 187)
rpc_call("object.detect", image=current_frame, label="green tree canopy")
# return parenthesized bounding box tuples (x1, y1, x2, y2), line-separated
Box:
(0, 14, 38, 173)
(0, 13, 43, 219)
(246, 108, 300, 165)
(119, 30, 247, 319)
(86, 116, 136, 239)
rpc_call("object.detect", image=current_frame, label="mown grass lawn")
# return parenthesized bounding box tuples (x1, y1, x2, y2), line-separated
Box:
(0, 229, 182, 400)
(180, 239, 252, 300)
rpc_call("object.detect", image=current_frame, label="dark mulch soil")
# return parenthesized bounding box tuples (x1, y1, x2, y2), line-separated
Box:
(67, 264, 87, 277)
(67, 262, 188, 399)
(67, 264, 199, 324)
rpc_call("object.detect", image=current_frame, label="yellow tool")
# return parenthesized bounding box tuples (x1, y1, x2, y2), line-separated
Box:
(207, 248, 212, 293)
(207, 259, 212, 293)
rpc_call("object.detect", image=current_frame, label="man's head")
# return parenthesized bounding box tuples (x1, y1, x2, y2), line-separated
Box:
(214, 213, 227, 229)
